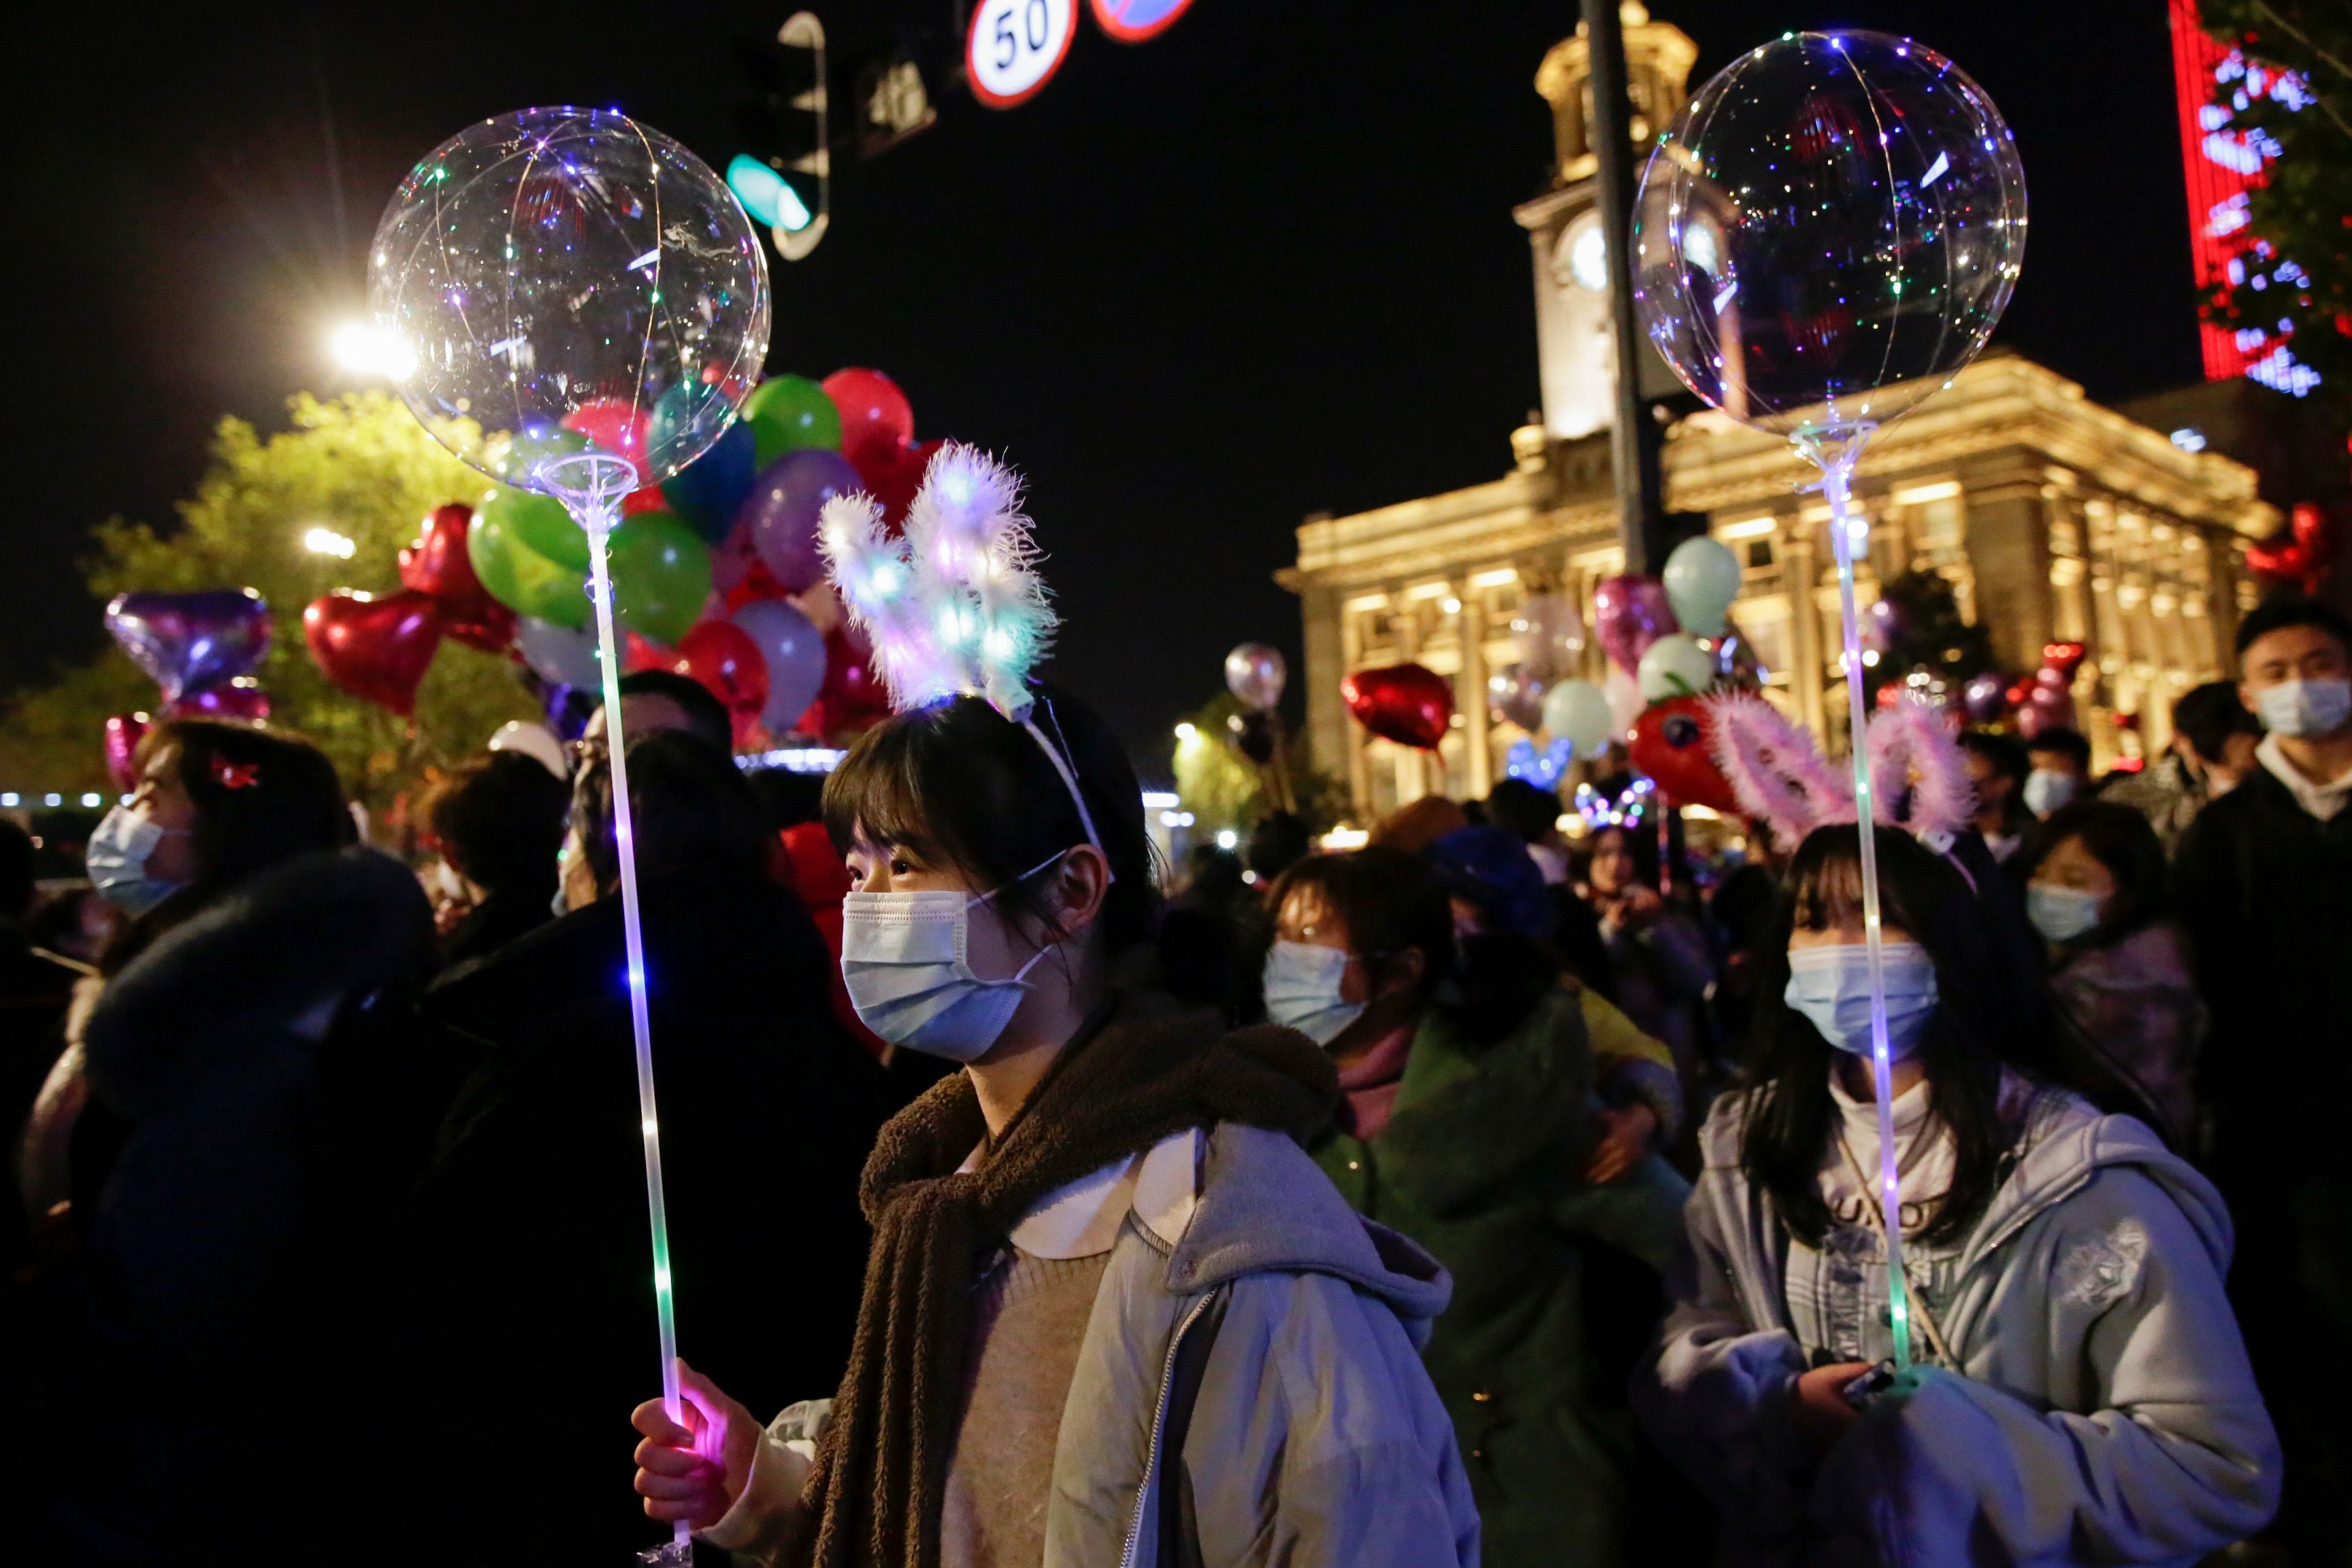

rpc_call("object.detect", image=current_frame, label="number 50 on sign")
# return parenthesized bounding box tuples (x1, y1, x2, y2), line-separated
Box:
(968, 0, 1076, 108)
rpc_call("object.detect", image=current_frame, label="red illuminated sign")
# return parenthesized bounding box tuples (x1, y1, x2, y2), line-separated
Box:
(2167, 0, 2321, 396)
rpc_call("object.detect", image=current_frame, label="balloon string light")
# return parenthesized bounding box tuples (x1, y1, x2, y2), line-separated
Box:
(1801, 423, 1913, 1375)
(549, 451, 693, 1563)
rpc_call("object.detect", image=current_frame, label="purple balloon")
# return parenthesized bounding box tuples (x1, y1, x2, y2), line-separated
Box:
(731, 597, 829, 734)
(1591, 574, 1678, 676)
(1961, 670, 2008, 724)
(105, 588, 272, 702)
(166, 677, 271, 723)
(741, 448, 862, 593)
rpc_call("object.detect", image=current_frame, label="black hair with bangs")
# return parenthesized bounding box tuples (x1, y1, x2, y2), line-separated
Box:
(1741, 823, 2155, 1248)
(821, 687, 1159, 954)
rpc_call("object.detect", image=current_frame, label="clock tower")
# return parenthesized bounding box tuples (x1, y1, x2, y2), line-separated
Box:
(1516, 3, 1697, 441)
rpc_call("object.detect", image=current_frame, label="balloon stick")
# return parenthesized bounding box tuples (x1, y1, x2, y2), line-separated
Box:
(551, 453, 693, 1563)
(1799, 423, 1914, 1376)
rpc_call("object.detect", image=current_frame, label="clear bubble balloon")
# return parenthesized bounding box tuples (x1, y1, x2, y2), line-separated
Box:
(1633, 32, 2027, 440)
(368, 107, 772, 504)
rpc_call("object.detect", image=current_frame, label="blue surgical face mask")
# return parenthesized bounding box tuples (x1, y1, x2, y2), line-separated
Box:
(838, 853, 1067, 1062)
(2022, 768, 2078, 817)
(2254, 676, 2352, 740)
(1782, 941, 1940, 1060)
(2026, 882, 2104, 945)
(1262, 940, 1367, 1047)
(85, 804, 189, 917)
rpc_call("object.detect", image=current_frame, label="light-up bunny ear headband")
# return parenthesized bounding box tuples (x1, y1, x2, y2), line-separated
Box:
(1704, 691, 1978, 872)
(819, 442, 1108, 863)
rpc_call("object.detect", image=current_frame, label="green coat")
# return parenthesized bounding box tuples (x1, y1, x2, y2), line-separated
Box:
(1313, 988, 1690, 1568)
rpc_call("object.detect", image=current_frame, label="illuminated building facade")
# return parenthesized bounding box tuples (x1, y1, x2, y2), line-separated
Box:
(1284, 10, 2279, 822)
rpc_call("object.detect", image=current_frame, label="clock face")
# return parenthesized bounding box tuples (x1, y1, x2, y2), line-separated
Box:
(1556, 212, 1610, 293)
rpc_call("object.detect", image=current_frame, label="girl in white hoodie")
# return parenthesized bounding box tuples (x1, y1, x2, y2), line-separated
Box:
(1636, 823, 2277, 1567)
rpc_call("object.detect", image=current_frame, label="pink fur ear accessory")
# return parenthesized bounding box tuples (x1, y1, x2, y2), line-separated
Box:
(1702, 691, 1976, 849)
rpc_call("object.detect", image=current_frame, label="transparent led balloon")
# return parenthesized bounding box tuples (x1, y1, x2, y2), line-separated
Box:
(1631, 33, 2028, 1381)
(1633, 32, 2026, 441)
(368, 106, 772, 508)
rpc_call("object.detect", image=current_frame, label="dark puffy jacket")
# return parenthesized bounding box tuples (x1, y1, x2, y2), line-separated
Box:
(24, 848, 438, 1562)
(390, 870, 890, 1566)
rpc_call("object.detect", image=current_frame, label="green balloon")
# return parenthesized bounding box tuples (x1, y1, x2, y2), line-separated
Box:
(741, 375, 842, 468)
(468, 502, 590, 629)
(480, 485, 590, 573)
(608, 512, 713, 644)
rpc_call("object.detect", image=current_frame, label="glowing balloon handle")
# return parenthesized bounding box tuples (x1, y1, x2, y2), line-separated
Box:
(1798, 425, 1914, 1375)
(545, 453, 695, 1563)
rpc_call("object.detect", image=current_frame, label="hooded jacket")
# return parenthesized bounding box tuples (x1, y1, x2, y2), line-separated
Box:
(1313, 986, 1690, 1568)
(704, 1120, 1481, 1568)
(1637, 1081, 2277, 1567)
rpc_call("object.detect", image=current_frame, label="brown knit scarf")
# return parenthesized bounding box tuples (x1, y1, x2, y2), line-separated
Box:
(796, 990, 1335, 1568)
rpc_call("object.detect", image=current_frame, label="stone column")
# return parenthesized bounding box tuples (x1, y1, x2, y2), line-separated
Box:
(1458, 583, 1492, 799)
(1960, 461, 2056, 677)
(1783, 517, 1827, 745)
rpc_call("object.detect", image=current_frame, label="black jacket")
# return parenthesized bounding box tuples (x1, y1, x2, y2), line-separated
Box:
(2174, 764, 2352, 1171)
(392, 870, 888, 1566)
(23, 849, 438, 1562)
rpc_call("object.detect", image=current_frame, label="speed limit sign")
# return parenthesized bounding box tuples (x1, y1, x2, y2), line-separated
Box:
(967, 0, 1076, 109)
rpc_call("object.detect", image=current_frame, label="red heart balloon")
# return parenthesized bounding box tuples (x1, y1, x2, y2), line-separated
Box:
(1341, 663, 1454, 750)
(303, 590, 444, 717)
(2244, 537, 2313, 586)
(675, 619, 770, 722)
(399, 503, 517, 653)
(1627, 695, 1742, 813)
(2040, 641, 2087, 681)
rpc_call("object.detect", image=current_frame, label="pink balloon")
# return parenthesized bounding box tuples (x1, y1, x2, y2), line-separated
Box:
(103, 713, 150, 791)
(1592, 575, 1679, 676)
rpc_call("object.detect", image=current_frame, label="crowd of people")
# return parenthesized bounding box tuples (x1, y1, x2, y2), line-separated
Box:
(0, 594, 2345, 1566)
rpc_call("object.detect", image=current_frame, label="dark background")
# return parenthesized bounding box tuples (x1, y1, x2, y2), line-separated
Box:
(3, 0, 2202, 769)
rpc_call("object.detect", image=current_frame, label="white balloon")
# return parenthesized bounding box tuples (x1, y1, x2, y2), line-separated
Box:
(1539, 679, 1614, 758)
(732, 598, 828, 733)
(1604, 666, 1646, 738)
(1662, 535, 1744, 638)
(487, 720, 568, 778)
(1637, 633, 1716, 704)
(514, 617, 602, 689)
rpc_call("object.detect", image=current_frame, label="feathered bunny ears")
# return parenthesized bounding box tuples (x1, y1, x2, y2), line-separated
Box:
(819, 442, 1109, 860)
(820, 442, 1054, 724)
(1705, 692, 1976, 851)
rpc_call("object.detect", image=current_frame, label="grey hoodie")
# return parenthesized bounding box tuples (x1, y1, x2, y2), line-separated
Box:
(706, 1121, 1481, 1568)
(1637, 1080, 2278, 1567)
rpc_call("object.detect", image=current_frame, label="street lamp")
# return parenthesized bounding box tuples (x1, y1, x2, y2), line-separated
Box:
(304, 526, 358, 559)
(329, 321, 416, 380)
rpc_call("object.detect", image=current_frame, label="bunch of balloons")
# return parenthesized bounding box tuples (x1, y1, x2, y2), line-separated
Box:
(1571, 534, 1752, 811)
(102, 589, 274, 786)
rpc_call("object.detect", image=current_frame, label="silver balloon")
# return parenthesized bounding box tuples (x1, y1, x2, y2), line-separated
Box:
(1492, 667, 1548, 731)
(1224, 642, 1287, 711)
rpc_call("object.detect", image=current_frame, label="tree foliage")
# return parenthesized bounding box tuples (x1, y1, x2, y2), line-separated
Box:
(0, 393, 538, 810)
(2202, 0, 2352, 406)
(1172, 691, 1348, 836)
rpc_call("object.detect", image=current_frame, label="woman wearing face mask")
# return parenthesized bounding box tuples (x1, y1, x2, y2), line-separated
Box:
(2017, 802, 2204, 1145)
(1635, 824, 2277, 1566)
(1264, 842, 1689, 1568)
(1577, 825, 1714, 1088)
(13, 719, 440, 1560)
(627, 689, 1477, 1568)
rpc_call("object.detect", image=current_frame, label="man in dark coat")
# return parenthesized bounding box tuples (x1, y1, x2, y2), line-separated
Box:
(2174, 594, 2352, 1563)
(392, 731, 887, 1566)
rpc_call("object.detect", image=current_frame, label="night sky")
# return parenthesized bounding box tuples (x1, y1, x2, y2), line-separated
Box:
(5, 0, 2200, 768)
